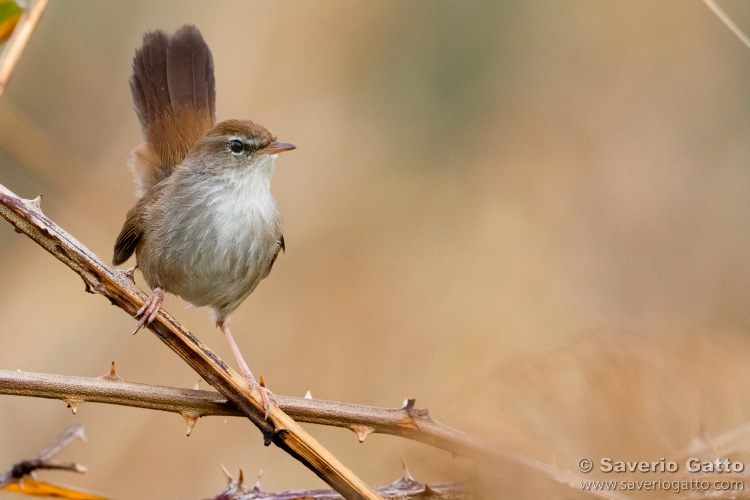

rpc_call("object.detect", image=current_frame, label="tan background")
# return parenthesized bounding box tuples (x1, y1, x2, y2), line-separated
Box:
(2, 1, 750, 498)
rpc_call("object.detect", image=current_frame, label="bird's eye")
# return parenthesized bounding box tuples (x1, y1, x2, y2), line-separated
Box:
(229, 140, 245, 153)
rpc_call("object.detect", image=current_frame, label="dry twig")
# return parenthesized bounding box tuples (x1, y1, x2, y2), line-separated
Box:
(0, 424, 86, 489)
(0, 367, 495, 459)
(0, 0, 48, 95)
(0, 182, 381, 500)
(703, 0, 750, 50)
(207, 465, 468, 500)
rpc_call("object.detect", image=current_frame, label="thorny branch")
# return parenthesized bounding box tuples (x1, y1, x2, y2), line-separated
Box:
(208, 466, 469, 500)
(0, 367, 496, 461)
(0, 182, 382, 500)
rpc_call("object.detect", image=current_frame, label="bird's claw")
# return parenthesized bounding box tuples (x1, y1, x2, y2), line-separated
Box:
(244, 375, 277, 418)
(132, 287, 164, 334)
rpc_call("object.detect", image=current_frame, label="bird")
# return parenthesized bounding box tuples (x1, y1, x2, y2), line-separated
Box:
(112, 25, 294, 412)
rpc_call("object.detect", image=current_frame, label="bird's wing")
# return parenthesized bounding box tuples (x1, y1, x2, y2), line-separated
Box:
(112, 183, 165, 266)
(262, 235, 285, 279)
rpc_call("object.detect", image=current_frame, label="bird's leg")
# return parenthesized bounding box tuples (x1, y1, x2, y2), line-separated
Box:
(219, 323, 276, 417)
(131, 287, 164, 335)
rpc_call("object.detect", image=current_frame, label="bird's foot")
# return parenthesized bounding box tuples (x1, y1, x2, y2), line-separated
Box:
(242, 370, 277, 418)
(218, 323, 277, 417)
(131, 287, 164, 335)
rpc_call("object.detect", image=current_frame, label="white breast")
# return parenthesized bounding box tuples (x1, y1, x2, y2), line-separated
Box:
(138, 154, 283, 316)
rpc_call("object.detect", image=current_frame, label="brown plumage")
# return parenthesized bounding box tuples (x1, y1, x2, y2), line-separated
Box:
(113, 25, 295, 413)
(128, 25, 216, 196)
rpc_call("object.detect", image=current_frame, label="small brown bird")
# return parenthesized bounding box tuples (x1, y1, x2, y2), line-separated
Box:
(112, 25, 294, 411)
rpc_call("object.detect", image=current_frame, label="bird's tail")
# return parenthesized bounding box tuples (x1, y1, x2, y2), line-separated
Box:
(129, 25, 216, 196)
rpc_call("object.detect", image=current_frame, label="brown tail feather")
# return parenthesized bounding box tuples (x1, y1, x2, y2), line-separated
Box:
(166, 25, 216, 120)
(129, 25, 216, 194)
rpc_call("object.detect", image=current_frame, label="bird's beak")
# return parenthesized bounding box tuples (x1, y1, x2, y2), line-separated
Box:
(259, 142, 296, 155)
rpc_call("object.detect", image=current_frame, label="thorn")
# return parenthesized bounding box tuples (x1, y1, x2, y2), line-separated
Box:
(65, 398, 83, 414)
(400, 453, 414, 482)
(304, 390, 312, 399)
(403, 398, 416, 416)
(123, 267, 136, 281)
(391, 453, 420, 490)
(422, 484, 436, 495)
(220, 464, 233, 485)
(238, 468, 244, 488)
(259, 375, 266, 388)
(350, 425, 373, 443)
(253, 469, 263, 491)
(99, 361, 123, 382)
(73, 464, 88, 473)
(29, 194, 43, 210)
(193, 380, 201, 390)
(181, 412, 199, 436)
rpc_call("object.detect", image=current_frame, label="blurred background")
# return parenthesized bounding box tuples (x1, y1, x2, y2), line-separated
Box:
(2, 1, 750, 498)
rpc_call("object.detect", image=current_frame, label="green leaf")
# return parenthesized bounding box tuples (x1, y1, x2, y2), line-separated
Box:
(0, 1, 24, 44)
